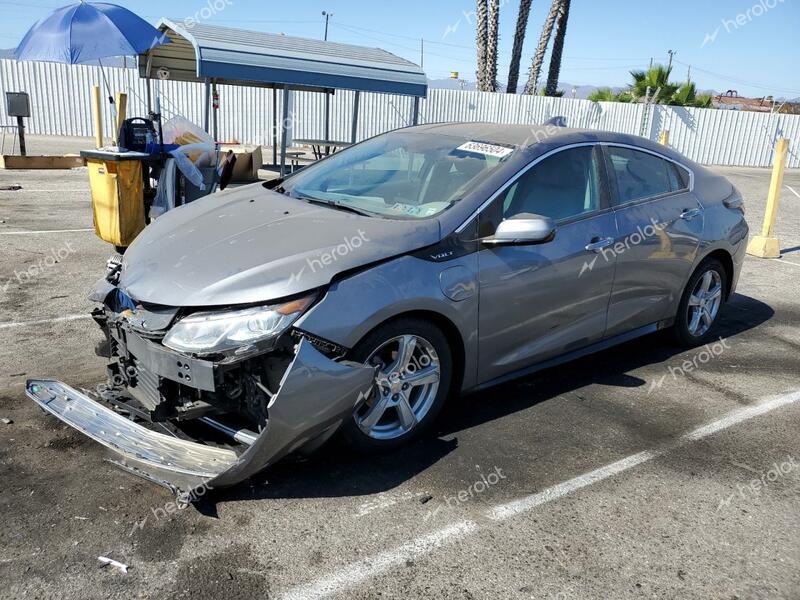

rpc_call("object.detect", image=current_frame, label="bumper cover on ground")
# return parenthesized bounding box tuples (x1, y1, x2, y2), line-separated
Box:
(26, 339, 375, 495)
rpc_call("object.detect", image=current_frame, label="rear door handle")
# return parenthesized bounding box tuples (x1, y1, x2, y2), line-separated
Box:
(680, 208, 702, 221)
(585, 237, 614, 253)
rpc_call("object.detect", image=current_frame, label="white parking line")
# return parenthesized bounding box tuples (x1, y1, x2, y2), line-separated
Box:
(0, 228, 93, 236)
(281, 521, 478, 600)
(785, 185, 800, 199)
(487, 450, 655, 520)
(490, 389, 800, 520)
(0, 314, 91, 330)
(280, 388, 800, 599)
(0, 189, 88, 193)
(775, 259, 800, 269)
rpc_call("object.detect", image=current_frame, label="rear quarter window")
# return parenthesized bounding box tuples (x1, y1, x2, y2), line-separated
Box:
(669, 163, 691, 190)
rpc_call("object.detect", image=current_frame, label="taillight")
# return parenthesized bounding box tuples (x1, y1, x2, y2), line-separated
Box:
(723, 191, 744, 213)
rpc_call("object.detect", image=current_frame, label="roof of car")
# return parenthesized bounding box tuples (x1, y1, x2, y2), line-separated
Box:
(408, 122, 592, 146)
(404, 122, 698, 169)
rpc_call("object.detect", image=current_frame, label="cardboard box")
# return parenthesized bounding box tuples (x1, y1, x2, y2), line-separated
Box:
(218, 144, 263, 182)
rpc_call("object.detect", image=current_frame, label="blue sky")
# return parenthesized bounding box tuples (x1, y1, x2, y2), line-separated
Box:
(2, 0, 799, 98)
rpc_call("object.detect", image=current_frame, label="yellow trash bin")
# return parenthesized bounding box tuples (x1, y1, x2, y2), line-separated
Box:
(81, 150, 146, 248)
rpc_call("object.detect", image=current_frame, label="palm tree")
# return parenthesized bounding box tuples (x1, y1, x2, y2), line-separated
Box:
(587, 66, 716, 107)
(628, 64, 679, 102)
(544, 0, 570, 96)
(671, 81, 713, 107)
(506, 0, 532, 94)
(671, 81, 698, 106)
(524, 0, 560, 94)
(587, 87, 617, 102)
(693, 93, 713, 108)
(486, 0, 501, 92)
(475, 0, 489, 90)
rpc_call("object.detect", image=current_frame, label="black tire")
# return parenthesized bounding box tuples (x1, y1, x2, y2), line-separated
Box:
(340, 318, 453, 453)
(672, 258, 728, 347)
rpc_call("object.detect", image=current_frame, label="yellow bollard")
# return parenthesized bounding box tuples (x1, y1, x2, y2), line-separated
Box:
(91, 85, 104, 149)
(658, 130, 670, 146)
(114, 92, 128, 145)
(746, 137, 790, 259)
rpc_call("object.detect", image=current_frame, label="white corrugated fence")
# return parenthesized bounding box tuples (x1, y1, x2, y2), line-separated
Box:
(1, 59, 798, 168)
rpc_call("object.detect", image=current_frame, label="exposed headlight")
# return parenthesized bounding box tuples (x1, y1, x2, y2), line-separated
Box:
(162, 294, 315, 355)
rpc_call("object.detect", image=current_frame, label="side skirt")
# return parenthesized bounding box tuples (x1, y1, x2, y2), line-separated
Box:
(469, 318, 674, 393)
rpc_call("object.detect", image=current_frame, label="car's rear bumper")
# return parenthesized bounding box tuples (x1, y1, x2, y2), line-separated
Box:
(27, 339, 375, 497)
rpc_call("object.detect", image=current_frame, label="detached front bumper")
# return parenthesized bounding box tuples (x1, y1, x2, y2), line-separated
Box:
(26, 339, 375, 496)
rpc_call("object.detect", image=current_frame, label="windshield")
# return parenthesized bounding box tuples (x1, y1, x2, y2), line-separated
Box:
(280, 132, 515, 219)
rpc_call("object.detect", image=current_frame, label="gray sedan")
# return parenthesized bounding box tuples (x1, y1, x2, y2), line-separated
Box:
(27, 124, 748, 498)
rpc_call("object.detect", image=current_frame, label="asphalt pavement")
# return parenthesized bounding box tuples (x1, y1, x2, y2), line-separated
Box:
(0, 144, 799, 599)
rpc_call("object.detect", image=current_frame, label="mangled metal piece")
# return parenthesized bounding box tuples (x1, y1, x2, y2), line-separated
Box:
(207, 338, 375, 489)
(26, 339, 375, 495)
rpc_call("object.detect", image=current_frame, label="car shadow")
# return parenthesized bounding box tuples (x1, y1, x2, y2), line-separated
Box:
(199, 292, 773, 511)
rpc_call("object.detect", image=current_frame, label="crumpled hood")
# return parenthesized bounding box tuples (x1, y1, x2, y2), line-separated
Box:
(119, 184, 441, 307)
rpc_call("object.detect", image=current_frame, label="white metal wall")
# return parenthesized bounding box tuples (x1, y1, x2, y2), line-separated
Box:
(1, 59, 798, 168)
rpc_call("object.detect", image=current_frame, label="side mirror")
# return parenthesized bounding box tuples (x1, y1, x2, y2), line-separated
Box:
(482, 213, 556, 246)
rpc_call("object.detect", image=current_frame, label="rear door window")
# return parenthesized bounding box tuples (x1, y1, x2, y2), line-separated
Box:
(606, 147, 680, 204)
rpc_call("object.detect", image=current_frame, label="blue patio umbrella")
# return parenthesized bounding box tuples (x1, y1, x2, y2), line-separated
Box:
(15, 2, 168, 65)
(15, 2, 170, 141)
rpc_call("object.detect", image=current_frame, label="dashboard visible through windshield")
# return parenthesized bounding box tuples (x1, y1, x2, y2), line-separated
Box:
(280, 132, 515, 219)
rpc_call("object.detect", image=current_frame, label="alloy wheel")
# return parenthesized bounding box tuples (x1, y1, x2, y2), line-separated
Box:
(354, 335, 441, 440)
(687, 269, 723, 337)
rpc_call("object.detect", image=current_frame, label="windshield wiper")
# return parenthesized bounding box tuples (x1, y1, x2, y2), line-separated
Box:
(301, 196, 378, 218)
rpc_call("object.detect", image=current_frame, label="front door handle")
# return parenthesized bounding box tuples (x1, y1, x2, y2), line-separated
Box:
(680, 208, 702, 221)
(585, 237, 614, 253)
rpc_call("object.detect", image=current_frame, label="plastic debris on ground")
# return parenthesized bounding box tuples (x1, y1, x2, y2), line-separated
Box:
(98, 556, 129, 573)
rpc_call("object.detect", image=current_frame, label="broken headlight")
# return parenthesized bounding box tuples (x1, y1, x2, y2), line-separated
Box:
(163, 294, 315, 355)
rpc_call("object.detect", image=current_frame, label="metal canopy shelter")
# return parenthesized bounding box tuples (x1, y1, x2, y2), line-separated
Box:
(139, 19, 427, 175)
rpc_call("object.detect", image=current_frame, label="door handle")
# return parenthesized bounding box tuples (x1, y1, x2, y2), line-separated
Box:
(585, 237, 614, 253)
(680, 208, 702, 221)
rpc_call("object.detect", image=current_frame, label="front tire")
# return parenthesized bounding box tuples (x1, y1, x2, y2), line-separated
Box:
(341, 318, 453, 453)
(672, 258, 728, 347)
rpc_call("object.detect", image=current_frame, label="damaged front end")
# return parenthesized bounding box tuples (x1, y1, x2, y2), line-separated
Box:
(26, 279, 375, 497)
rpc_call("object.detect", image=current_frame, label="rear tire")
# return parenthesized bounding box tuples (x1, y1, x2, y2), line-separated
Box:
(340, 318, 453, 453)
(672, 258, 728, 347)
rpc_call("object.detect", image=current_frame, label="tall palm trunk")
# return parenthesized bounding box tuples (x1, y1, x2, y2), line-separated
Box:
(524, 0, 560, 94)
(545, 0, 570, 96)
(475, 0, 489, 90)
(485, 0, 501, 91)
(506, 0, 532, 94)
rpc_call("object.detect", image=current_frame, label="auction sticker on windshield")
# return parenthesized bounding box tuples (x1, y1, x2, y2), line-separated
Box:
(456, 141, 514, 158)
